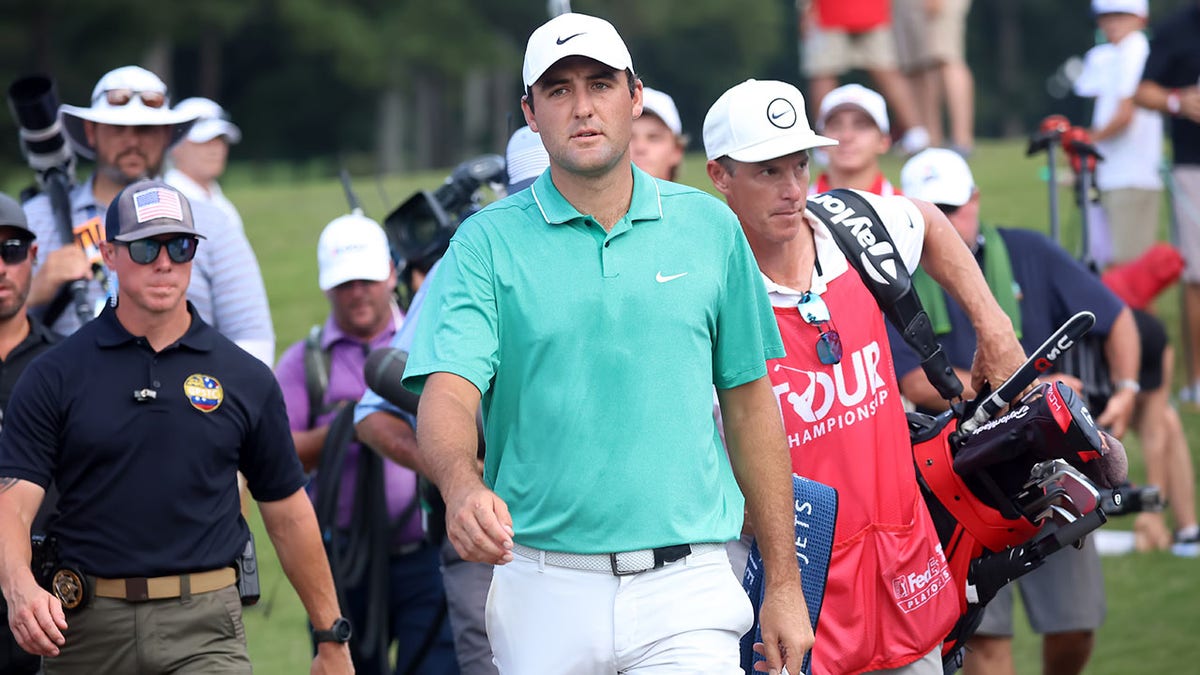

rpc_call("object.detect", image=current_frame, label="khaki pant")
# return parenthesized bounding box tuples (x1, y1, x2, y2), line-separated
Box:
(1173, 166, 1200, 282)
(803, 25, 898, 77)
(1101, 187, 1163, 264)
(893, 0, 971, 71)
(43, 585, 250, 674)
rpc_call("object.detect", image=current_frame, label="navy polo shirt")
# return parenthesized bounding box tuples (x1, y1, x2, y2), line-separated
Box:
(890, 227, 1123, 384)
(0, 316, 61, 536)
(0, 303, 305, 578)
(1142, 4, 1200, 165)
(0, 317, 58, 428)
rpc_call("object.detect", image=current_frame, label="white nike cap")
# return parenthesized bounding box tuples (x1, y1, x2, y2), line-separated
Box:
(522, 13, 634, 89)
(901, 148, 976, 207)
(703, 79, 837, 162)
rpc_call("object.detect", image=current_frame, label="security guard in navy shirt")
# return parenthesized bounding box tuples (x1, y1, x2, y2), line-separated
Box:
(0, 192, 60, 674)
(0, 181, 353, 674)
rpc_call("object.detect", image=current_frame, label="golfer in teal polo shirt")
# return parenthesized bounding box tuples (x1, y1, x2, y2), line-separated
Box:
(403, 12, 813, 675)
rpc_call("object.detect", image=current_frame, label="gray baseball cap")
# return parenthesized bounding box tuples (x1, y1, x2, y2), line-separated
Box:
(0, 193, 35, 239)
(106, 180, 206, 243)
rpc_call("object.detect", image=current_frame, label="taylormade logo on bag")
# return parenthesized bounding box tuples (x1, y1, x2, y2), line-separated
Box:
(808, 192, 899, 286)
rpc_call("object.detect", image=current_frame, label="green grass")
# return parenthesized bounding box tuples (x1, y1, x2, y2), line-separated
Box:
(230, 140, 1199, 673)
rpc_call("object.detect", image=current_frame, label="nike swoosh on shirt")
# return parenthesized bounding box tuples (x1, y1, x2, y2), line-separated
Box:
(656, 272, 688, 283)
(770, 110, 790, 119)
(556, 32, 585, 45)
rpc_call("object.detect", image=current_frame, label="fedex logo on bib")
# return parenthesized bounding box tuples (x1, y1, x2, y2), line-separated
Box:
(771, 341, 889, 447)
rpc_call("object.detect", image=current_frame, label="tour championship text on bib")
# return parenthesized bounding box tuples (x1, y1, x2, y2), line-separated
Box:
(767, 265, 959, 673)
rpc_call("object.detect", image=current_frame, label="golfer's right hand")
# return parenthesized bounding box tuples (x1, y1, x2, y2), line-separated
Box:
(5, 575, 67, 657)
(445, 484, 514, 565)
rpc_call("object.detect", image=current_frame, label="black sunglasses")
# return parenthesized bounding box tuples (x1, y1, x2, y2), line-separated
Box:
(121, 236, 198, 265)
(797, 290, 843, 365)
(0, 238, 32, 265)
(935, 203, 961, 216)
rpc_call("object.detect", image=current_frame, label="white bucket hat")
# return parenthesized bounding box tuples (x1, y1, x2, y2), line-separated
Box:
(174, 97, 242, 144)
(58, 66, 198, 160)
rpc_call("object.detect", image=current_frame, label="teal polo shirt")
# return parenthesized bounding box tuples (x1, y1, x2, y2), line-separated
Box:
(404, 164, 783, 554)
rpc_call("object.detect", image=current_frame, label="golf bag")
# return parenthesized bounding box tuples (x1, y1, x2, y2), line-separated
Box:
(810, 190, 1122, 673)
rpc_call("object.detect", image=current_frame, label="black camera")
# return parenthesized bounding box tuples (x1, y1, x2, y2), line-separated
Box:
(7, 75, 75, 191)
(383, 154, 506, 297)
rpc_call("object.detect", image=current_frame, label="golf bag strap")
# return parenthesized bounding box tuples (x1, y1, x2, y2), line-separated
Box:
(807, 189, 963, 402)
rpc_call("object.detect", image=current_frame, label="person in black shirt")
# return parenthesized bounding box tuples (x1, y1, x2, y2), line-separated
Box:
(0, 181, 351, 674)
(1135, 2, 1200, 406)
(0, 192, 60, 674)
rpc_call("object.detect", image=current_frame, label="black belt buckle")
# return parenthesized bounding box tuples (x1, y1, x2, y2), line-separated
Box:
(609, 544, 693, 576)
(653, 544, 692, 568)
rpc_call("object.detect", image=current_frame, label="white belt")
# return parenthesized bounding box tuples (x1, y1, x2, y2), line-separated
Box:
(512, 542, 724, 576)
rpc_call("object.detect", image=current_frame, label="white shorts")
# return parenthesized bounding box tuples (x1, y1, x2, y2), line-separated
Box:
(485, 545, 753, 674)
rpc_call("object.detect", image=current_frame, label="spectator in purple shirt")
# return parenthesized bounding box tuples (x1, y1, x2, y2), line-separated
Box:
(274, 212, 458, 674)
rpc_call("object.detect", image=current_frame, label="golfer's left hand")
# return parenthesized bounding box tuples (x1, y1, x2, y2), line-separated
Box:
(753, 580, 813, 674)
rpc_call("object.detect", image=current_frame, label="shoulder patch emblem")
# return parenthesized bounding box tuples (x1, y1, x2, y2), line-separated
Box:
(184, 373, 224, 413)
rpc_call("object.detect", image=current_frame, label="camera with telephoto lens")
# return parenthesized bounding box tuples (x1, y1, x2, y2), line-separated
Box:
(7, 75, 76, 197)
(382, 154, 506, 301)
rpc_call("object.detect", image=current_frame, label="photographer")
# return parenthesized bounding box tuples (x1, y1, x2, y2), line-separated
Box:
(20, 66, 274, 365)
(275, 213, 456, 674)
(0, 181, 350, 675)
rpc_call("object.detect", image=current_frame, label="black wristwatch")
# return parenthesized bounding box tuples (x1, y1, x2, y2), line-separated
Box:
(313, 617, 352, 644)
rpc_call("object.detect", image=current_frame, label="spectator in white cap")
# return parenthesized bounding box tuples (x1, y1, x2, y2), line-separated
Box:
(813, 83, 899, 196)
(703, 78, 1025, 675)
(166, 97, 246, 233)
(631, 86, 687, 181)
(403, 12, 813, 675)
(274, 212, 462, 674)
(503, 125, 550, 194)
(21, 66, 275, 366)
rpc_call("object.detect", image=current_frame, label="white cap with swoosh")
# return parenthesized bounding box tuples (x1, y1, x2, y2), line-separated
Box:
(703, 79, 837, 162)
(522, 13, 634, 89)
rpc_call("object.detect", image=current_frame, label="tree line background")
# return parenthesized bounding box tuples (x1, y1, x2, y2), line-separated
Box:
(0, 0, 1194, 184)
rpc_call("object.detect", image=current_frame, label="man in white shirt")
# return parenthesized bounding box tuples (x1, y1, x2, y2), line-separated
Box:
(166, 97, 245, 233)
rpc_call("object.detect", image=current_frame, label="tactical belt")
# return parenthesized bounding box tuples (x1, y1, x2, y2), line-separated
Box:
(512, 542, 724, 576)
(93, 567, 236, 602)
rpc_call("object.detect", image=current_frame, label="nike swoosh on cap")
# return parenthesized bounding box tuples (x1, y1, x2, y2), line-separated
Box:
(656, 271, 688, 283)
(556, 32, 585, 45)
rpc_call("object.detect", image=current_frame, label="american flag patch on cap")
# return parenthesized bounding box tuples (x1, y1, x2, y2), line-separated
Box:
(133, 188, 183, 223)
